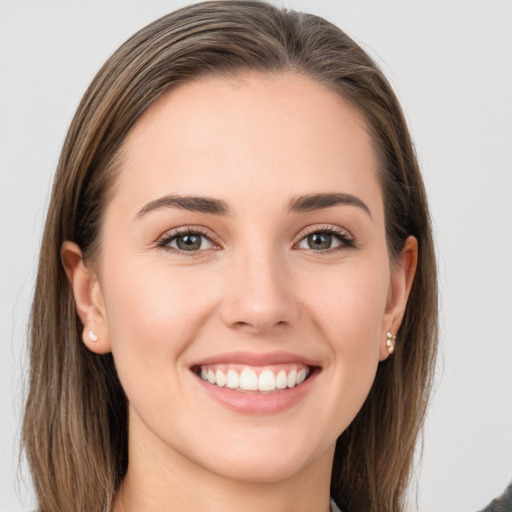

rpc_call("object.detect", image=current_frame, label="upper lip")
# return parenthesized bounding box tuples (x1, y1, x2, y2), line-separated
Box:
(191, 350, 320, 368)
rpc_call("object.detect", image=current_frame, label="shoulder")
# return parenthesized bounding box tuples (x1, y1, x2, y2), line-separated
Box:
(330, 497, 342, 512)
(478, 480, 512, 512)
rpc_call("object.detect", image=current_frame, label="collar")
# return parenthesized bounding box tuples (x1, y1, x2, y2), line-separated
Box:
(330, 497, 342, 512)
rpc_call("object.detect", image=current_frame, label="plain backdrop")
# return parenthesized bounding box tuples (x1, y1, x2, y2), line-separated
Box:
(1, 1, 511, 511)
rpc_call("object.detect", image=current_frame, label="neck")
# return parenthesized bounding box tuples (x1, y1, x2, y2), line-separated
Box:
(114, 416, 334, 512)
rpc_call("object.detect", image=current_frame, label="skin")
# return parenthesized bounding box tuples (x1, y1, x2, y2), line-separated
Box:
(62, 72, 417, 512)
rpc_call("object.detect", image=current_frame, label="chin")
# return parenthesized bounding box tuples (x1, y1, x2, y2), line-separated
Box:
(203, 451, 314, 484)
(186, 429, 329, 485)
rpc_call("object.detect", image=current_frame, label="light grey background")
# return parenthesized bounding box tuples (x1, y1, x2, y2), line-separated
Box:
(1, 1, 511, 511)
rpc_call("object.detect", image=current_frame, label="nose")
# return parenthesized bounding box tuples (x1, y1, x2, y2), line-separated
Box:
(219, 248, 299, 334)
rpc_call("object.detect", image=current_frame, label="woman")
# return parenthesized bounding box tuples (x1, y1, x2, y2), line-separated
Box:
(22, 2, 438, 511)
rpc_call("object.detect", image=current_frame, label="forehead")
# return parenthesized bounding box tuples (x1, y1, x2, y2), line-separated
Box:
(113, 72, 383, 218)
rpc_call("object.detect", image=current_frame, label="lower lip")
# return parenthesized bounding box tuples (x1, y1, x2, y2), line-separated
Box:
(192, 370, 318, 415)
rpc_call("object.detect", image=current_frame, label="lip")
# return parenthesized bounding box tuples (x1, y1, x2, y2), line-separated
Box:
(189, 351, 321, 415)
(191, 350, 320, 367)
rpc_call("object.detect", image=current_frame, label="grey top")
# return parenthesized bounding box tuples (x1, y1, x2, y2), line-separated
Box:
(24, 484, 512, 512)
(329, 480, 512, 512)
(330, 497, 342, 512)
(479, 481, 512, 512)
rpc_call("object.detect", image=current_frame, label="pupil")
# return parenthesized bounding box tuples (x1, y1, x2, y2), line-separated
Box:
(308, 233, 331, 250)
(177, 234, 201, 251)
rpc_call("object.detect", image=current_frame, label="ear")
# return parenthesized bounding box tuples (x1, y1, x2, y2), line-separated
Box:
(379, 235, 418, 361)
(61, 241, 111, 354)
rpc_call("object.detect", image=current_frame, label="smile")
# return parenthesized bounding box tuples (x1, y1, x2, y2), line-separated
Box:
(190, 352, 320, 414)
(196, 364, 311, 392)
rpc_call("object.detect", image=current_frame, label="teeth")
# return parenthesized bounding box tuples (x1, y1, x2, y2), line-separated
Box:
(287, 369, 297, 388)
(215, 369, 226, 387)
(226, 370, 239, 389)
(258, 370, 275, 391)
(276, 370, 287, 389)
(239, 368, 258, 391)
(198, 365, 311, 392)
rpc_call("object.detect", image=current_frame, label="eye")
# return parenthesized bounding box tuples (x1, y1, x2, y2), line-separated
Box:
(158, 228, 219, 253)
(295, 227, 355, 252)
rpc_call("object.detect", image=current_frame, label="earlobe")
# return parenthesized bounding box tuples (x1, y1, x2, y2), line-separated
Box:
(60, 241, 111, 354)
(379, 236, 418, 361)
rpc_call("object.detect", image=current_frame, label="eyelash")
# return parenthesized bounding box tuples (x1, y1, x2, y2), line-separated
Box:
(157, 225, 356, 256)
(295, 225, 356, 253)
(157, 227, 222, 256)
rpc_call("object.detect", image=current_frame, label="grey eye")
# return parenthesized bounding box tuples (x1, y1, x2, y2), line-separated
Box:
(297, 231, 346, 251)
(165, 232, 215, 252)
(176, 233, 203, 251)
(307, 233, 332, 250)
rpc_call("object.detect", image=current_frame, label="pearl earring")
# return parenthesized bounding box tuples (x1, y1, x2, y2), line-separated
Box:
(88, 330, 98, 342)
(386, 332, 396, 354)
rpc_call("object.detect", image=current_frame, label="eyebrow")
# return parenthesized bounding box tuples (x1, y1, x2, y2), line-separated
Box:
(135, 192, 371, 219)
(135, 194, 231, 218)
(288, 193, 372, 218)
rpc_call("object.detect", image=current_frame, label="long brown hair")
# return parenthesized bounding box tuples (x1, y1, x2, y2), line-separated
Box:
(23, 2, 438, 511)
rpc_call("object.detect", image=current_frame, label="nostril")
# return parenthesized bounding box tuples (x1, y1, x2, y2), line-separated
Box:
(233, 321, 251, 328)
(231, 319, 288, 331)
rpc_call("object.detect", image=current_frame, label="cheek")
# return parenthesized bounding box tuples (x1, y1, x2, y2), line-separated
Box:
(301, 261, 389, 419)
(303, 260, 389, 349)
(101, 258, 221, 375)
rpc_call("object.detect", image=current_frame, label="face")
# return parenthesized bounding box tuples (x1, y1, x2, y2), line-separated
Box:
(70, 73, 414, 484)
